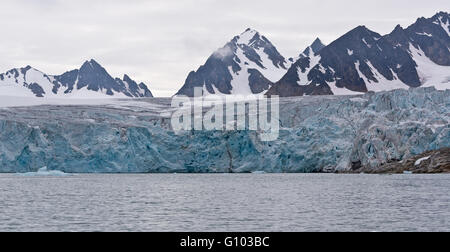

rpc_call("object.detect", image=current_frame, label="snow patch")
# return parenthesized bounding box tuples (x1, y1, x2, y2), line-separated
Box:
(438, 16, 450, 36)
(202, 82, 225, 97)
(296, 54, 321, 86)
(254, 47, 289, 80)
(237, 29, 258, 45)
(362, 38, 372, 48)
(228, 66, 253, 95)
(409, 43, 450, 90)
(365, 61, 411, 92)
(416, 32, 433, 37)
(355, 60, 370, 83)
(327, 80, 365, 95)
(234, 45, 287, 84)
(415, 156, 431, 166)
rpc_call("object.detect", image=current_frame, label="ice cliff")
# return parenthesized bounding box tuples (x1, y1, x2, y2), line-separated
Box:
(0, 87, 449, 173)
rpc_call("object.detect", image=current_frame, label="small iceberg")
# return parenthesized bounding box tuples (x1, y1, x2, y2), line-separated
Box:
(16, 167, 71, 177)
(251, 171, 267, 174)
(403, 171, 413, 174)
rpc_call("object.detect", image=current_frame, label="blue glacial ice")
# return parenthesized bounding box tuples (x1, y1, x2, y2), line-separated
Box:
(0, 87, 449, 173)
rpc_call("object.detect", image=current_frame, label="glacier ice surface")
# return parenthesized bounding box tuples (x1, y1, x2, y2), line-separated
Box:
(0, 87, 449, 173)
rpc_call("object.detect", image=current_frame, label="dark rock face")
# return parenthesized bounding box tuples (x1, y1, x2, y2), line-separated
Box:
(351, 148, 450, 174)
(267, 12, 450, 97)
(176, 55, 235, 97)
(176, 28, 289, 97)
(248, 69, 273, 94)
(28, 83, 46, 97)
(55, 69, 79, 94)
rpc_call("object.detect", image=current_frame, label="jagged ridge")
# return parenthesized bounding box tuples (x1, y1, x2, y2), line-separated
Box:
(267, 11, 450, 97)
(0, 59, 153, 98)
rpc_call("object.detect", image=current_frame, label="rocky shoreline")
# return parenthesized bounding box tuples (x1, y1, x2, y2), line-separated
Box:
(349, 148, 450, 174)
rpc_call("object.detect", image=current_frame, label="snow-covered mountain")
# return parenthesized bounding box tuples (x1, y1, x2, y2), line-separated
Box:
(267, 11, 450, 97)
(176, 28, 290, 96)
(0, 59, 153, 98)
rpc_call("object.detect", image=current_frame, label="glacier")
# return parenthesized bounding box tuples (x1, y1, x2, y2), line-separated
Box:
(0, 87, 449, 173)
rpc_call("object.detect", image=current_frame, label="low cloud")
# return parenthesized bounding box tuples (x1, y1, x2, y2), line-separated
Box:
(213, 45, 235, 59)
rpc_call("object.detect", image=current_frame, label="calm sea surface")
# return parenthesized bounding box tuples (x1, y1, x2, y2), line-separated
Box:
(0, 173, 449, 232)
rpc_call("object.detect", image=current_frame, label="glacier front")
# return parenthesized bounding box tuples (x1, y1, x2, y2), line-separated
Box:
(0, 87, 449, 173)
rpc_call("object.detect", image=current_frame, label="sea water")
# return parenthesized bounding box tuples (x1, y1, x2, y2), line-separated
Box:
(0, 173, 449, 232)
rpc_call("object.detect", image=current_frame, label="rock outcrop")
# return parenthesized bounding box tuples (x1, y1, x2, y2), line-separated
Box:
(351, 148, 450, 173)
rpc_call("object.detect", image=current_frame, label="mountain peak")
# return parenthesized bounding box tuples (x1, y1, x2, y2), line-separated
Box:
(390, 24, 406, 35)
(435, 11, 449, 17)
(416, 16, 428, 23)
(312, 37, 323, 45)
(242, 28, 259, 35)
(394, 24, 404, 31)
(89, 58, 99, 64)
(22, 65, 33, 71)
(80, 59, 105, 71)
(177, 27, 288, 97)
(301, 38, 326, 57)
(236, 28, 262, 45)
(431, 11, 449, 25)
(81, 59, 93, 68)
(339, 25, 381, 42)
(310, 38, 326, 52)
(351, 25, 370, 33)
(388, 24, 408, 40)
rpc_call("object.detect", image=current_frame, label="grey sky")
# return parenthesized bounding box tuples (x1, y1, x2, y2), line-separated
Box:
(0, 0, 447, 96)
